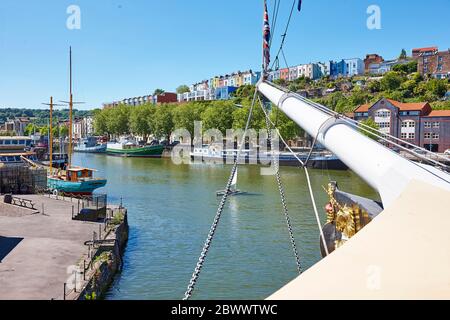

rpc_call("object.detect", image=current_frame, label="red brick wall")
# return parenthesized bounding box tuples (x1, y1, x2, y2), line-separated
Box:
(156, 93, 178, 104)
(364, 54, 384, 72)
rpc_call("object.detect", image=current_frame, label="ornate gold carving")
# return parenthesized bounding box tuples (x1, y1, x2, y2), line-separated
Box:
(324, 183, 372, 250)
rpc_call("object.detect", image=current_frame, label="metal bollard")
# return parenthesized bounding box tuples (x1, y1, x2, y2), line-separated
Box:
(63, 283, 66, 300)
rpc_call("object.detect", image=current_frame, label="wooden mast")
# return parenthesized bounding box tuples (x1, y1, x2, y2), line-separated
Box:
(49, 97, 53, 174)
(68, 46, 73, 169)
(42, 98, 63, 176)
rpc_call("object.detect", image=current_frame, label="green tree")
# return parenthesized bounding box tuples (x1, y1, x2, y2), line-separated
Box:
(201, 101, 235, 135)
(359, 118, 380, 140)
(380, 71, 404, 91)
(93, 109, 108, 135)
(392, 61, 418, 74)
(367, 80, 381, 93)
(176, 85, 190, 94)
(108, 104, 131, 136)
(269, 107, 302, 141)
(151, 104, 174, 141)
(129, 104, 154, 141)
(153, 89, 165, 96)
(172, 102, 205, 136)
(24, 123, 38, 136)
(59, 125, 69, 138)
(399, 49, 408, 60)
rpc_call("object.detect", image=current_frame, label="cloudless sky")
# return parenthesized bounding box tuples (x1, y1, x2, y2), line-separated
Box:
(0, 0, 449, 110)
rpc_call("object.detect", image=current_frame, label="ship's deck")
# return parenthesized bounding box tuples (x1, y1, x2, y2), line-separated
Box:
(268, 180, 450, 300)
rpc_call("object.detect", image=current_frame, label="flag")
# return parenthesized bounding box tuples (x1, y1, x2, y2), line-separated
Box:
(263, 0, 271, 72)
(298, 0, 302, 12)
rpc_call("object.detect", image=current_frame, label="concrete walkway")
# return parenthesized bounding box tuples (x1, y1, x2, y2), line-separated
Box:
(0, 195, 103, 300)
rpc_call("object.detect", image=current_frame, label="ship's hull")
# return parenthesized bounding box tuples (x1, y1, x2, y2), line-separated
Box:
(190, 154, 348, 170)
(47, 177, 107, 195)
(74, 144, 107, 154)
(106, 145, 164, 158)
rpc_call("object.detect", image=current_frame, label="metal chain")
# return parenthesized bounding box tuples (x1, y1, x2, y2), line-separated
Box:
(263, 98, 302, 274)
(183, 88, 259, 301)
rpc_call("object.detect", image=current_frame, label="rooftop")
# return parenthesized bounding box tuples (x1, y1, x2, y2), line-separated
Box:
(355, 99, 430, 113)
(424, 110, 450, 117)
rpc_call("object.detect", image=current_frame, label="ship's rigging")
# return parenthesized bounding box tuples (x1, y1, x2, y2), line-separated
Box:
(183, 0, 450, 300)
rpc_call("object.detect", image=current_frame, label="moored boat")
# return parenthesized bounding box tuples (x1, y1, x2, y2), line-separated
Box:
(47, 166, 107, 195)
(74, 137, 107, 153)
(107, 138, 164, 158)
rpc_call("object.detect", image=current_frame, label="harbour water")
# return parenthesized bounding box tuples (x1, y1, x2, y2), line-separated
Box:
(73, 153, 379, 300)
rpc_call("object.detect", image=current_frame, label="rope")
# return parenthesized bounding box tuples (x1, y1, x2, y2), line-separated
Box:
(258, 96, 330, 257)
(182, 87, 259, 301)
(270, 0, 297, 71)
(261, 97, 302, 273)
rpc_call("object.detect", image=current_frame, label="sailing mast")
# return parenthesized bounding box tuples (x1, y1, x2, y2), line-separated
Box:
(69, 47, 73, 169)
(42, 97, 63, 175)
(61, 46, 84, 168)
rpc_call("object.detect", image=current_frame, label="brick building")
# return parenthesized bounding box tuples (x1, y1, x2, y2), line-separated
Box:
(412, 47, 450, 79)
(364, 54, 384, 73)
(353, 98, 450, 153)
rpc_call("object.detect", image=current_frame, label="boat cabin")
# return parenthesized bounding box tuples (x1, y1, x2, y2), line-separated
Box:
(65, 167, 94, 182)
(0, 137, 32, 151)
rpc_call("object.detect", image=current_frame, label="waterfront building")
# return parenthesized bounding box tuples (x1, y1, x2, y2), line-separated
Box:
(413, 46, 450, 79)
(289, 66, 299, 81)
(353, 98, 450, 153)
(364, 54, 384, 73)
(280, 68, 290, 81)
(103, 92, 177, 109)
(243, 70, 261, 85)
(215, 86, 237, 100)
(268, 69, 280, 81)
(344, 58, 365, 77)
(317, 61, 331, 78)
(368, 59, 409, 75)
(72, 117, 94, 140)
(1, 117, 31, 136)
(330, 60, 347, 78)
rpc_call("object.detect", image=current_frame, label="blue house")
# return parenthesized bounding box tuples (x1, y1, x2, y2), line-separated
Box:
(215, 86, 237, 100)
(330, 60, 347, 78)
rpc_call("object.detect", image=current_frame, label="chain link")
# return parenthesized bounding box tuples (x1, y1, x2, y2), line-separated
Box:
(263, 100, 302, 274)
(183, 88, 259, 300)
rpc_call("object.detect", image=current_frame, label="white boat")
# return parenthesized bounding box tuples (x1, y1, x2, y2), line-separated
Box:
(216, 168, 246, 196)
(74, 137, 107, 153)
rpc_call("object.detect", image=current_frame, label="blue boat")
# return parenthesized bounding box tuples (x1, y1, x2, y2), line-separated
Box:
(74, 137, 107, 153)
(47, 167, 107, 195)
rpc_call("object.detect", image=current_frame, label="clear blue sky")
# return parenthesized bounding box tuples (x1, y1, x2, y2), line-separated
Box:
(0, 0, 449, 110)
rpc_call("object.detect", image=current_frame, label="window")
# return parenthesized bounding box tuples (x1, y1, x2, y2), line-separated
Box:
(408, 133, 415, 140)
(424, 122, 431, 129)
(409, 121, 416, 128)
(363, 112, 369, 117)
(401, 133, 407, 139)
(401, 122, 408, 128)
(424, 133, 431, 139)
(409, 111, 420, 116)
(432, 133, 439, 139)
(433, 122, 440, 129)
(375, 110, 391, 118)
